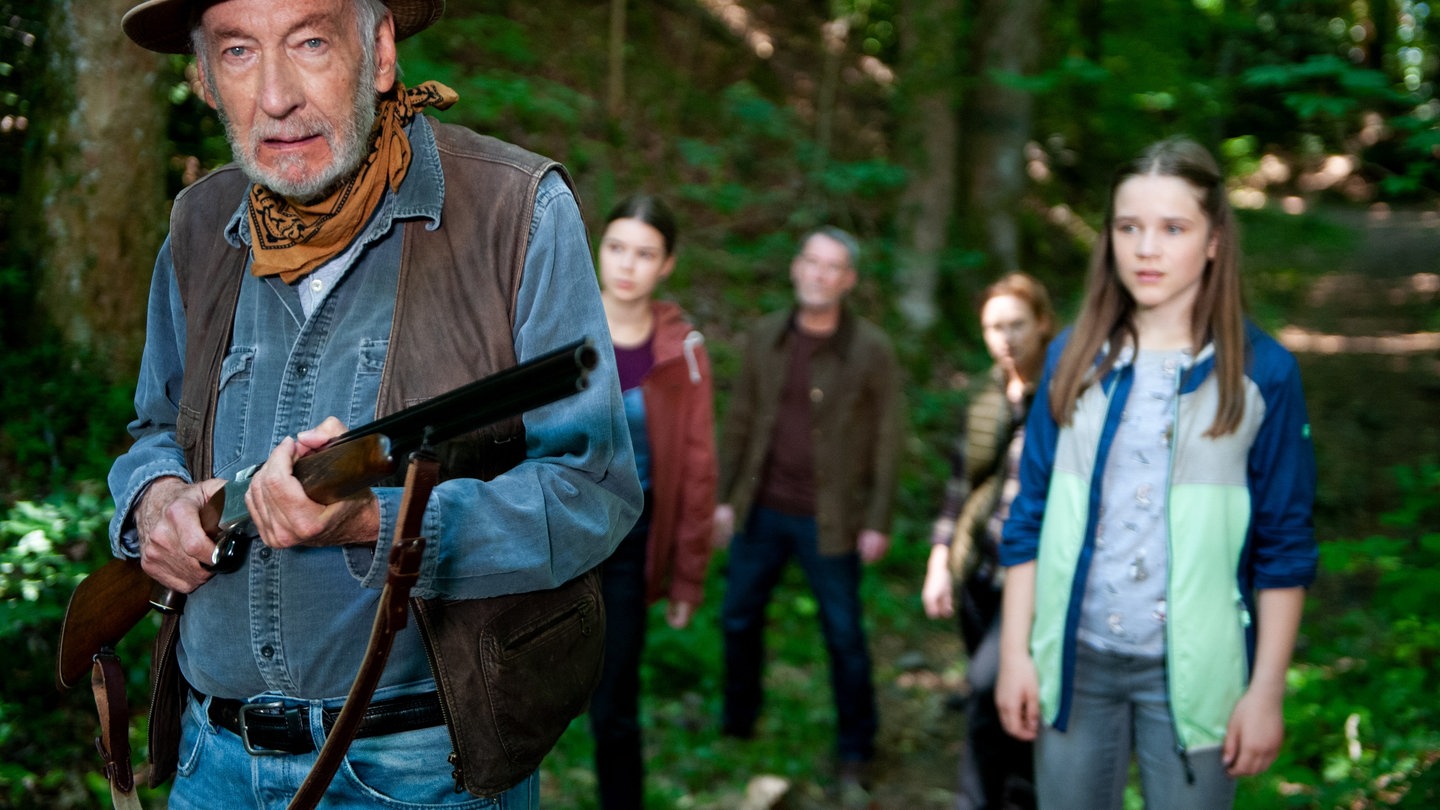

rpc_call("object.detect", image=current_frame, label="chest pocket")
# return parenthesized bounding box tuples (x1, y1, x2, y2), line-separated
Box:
(348, 339, 389, 428)
(212, 347, 256, 475)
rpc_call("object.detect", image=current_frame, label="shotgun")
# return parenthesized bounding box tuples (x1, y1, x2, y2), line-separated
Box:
(56, 338, 598, 690)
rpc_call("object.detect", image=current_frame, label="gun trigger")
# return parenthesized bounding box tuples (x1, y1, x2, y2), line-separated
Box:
(204, 529, 250, 574)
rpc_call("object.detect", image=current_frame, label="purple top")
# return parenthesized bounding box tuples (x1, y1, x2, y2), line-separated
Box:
(614, 336, 655, 392)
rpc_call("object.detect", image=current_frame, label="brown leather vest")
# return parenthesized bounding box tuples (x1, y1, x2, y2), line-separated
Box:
(149, 122, 604, 797)
(171, 121, 558, 479)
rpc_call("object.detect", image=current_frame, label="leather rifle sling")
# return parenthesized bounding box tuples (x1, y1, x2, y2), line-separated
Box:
(91, 649, 143, 810)
(288, 450, 439, 810)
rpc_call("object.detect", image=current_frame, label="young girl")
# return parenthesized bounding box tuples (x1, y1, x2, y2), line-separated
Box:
(922, 273, 1056, 809)
(590, 194, 718, 810)
(995, 138, 1317, 809)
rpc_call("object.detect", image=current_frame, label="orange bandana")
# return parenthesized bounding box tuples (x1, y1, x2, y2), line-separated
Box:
(246, 80, 459, 283)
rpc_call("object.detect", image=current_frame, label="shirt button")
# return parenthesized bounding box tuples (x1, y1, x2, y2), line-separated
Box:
(260, 645, 274, 659)
(258, 547, 271, 560)
(296, 364, 309, 378)
(310, 278, 325, 293)
(810, 387, 824, 403)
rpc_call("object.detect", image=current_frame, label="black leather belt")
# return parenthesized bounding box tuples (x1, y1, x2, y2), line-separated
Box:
(200, 690, 445, 755)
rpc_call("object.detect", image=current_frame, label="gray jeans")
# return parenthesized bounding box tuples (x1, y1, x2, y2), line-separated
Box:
(1035, 644, 1236, 810)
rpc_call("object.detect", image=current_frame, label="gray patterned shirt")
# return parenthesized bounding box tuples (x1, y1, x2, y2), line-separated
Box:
(1078, 348, 1190, 657)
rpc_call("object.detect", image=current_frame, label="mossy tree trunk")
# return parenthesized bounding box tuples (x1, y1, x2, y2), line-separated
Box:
(15, 0, 169, 381)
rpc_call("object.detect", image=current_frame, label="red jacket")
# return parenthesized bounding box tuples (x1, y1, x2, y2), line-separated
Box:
(640, 300, 719, 606)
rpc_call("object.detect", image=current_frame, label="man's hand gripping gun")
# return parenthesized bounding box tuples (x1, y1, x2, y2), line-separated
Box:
(56, 338, 598, 691)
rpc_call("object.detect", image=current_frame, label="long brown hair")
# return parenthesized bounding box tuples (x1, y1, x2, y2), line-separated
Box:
(1048, 137, 1247, 437)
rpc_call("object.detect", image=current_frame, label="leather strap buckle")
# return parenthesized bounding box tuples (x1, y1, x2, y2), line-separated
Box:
(237, 700, 293, 756)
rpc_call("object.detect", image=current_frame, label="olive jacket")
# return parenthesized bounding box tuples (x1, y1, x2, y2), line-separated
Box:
(717, 306, 903, 555)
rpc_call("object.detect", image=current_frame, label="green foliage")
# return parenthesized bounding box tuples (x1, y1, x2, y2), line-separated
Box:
(1379, 464, 1440, 534)
(1241, 55, 1402, 110)
(0, 259, 137, 501)
(0, 343, 135, 498)
(1241, 467, 1440, 809)
(400, 17, 597, 133)
(0, 491, 110, 627)
(989, 55, 1110, 96)
(1235, 206, 1359, 331)
(0, 489, 166, 809)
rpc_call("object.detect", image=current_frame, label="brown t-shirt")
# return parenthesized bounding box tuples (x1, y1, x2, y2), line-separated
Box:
(757, 329, 825, 516)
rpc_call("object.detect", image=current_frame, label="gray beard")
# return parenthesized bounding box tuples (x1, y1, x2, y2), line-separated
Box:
(214, 66, 377, 203)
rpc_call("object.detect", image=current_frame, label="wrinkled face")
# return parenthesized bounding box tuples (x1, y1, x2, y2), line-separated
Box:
(196, 0, 396, 201)
(599, 217, 674, 304)
(980, 293, 1045, 374)
(1110, 173, 1218, 321)
(790, 234, 856, 313)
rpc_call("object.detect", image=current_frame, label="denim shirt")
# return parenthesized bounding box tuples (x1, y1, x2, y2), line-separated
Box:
(107, 116, 641, 700)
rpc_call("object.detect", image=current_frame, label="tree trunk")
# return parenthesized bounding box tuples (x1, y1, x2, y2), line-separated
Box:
(15, 0, 170, 380)
(961, 0, 1043, 274)
(813, 16, 849, 179)
(607, 0, 627, 117)
(893, 0, 961, 331)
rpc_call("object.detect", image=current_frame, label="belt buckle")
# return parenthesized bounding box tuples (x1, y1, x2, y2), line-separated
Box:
(237, 700, 290, 756)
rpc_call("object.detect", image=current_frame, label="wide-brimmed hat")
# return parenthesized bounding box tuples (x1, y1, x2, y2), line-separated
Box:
(122, 0, 444, 54)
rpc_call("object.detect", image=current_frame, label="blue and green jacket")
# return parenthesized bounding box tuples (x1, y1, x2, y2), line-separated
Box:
(1000, 322, 1317, 751)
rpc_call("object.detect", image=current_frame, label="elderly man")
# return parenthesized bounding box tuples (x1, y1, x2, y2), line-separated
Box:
(108, 0, 640, 806)
(712, 227, 903, 793)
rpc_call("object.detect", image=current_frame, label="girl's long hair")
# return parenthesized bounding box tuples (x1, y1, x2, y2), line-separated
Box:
(1048, 137, 1247, 437)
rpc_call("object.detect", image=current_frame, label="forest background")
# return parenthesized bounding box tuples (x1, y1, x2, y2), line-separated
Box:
(1, 0, 1438, 807)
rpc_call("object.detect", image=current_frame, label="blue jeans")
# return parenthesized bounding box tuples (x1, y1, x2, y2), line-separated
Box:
(1034, 644, 1234, 810)
(589, 509, 651, 809)
(720, 505, 877, 762)
(169, 685, 539, 808)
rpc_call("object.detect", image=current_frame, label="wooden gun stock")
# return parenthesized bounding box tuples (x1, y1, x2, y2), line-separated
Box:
(56, 558, 153, 690)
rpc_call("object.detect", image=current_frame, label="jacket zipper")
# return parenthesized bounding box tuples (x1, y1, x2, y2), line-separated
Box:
(149, 614, 180, 765)
(1057, 363, 1128, 731)
(411, 598, 465, 793)
(1164, 358, 1195, 783)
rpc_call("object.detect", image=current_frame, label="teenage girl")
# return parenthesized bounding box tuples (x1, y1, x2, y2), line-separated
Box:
(995, 138, 1318, 809)
(590, 194, 718, 810)
(922, 273, 1056, 809)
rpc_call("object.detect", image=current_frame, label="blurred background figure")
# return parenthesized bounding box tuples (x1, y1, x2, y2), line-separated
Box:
(712, 227, 904, 797)
(591, 194, 718, 810)
(923, 272, 1055, 810)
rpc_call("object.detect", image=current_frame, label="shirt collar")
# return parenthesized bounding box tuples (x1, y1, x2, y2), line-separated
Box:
(778, 304, 856, 358)
(223, 115, 447, 249)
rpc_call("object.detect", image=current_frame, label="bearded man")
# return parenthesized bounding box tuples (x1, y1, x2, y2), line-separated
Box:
(107, 1, 641, 806)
